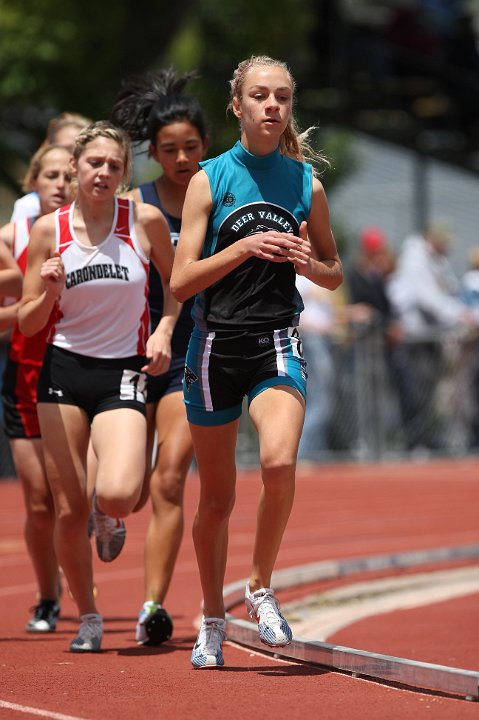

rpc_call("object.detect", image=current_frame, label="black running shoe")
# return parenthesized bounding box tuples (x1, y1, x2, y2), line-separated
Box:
(136, 603, 173, 645)
(26, 599, 60, 633)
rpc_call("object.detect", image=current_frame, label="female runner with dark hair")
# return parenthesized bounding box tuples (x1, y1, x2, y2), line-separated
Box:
(111, 71, 209, 645)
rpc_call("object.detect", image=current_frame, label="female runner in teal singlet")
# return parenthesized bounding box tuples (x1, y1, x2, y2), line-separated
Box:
(171, 55, 343, 668)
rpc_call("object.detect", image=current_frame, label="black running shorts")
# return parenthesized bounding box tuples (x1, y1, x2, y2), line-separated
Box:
(37, 344, 147, 422)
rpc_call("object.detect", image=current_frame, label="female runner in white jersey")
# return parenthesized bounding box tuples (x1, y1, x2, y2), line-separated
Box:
(171, 56, 343, 668)
(19, 121, 178, 653)
(0, 143, 73, 634)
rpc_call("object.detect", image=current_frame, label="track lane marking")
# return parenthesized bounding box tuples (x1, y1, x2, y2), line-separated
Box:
(0, 700, 89, 720)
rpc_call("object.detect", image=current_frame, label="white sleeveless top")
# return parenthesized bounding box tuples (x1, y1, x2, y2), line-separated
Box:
(48, 197, 150, 358)
(2, 216, 32, 305)
(12, 216, 32, 265)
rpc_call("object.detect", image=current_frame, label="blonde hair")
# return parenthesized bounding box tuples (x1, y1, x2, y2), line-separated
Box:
(46, 111, 91, 144)
(21, 111, 90, 191)
(228, 55, 329, 174)
(22, 144, 72, 192)
(72, 120, 133, 192)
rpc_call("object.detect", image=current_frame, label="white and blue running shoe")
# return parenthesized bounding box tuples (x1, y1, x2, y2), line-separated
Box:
(70, 613, 103, 653)
(191, 616, 226, 668)
(92, 491, 126, 563)
(245, 584, 292, 648)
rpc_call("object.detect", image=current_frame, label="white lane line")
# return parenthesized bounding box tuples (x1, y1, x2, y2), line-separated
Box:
(0, 700, 89, 720)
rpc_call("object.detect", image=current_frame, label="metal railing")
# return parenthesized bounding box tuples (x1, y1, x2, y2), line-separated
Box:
(224, 544, 479, 700)
(1, 325, 478, 476)
(236, 323, 479, 465)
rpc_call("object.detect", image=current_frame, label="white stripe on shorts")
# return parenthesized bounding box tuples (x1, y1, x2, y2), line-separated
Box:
(201, 332, 216, 411)
(273, 329, 287, 376)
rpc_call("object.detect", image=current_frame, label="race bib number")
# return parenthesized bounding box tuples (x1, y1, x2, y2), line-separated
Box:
(120, 369, 146, 403)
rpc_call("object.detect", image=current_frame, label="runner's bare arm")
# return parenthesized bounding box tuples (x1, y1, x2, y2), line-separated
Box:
(134, 201, 179, 375)
(17, 215, 61, 337)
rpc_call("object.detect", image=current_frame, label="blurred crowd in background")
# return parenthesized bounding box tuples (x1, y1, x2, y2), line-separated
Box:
(294, 220, 479, 464)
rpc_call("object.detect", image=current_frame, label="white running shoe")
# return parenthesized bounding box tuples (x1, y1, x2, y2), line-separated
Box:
(70, 613, 103, 653)
(245, 584, 293, 647)
(136, 601, 173, 645)
(92, 492, 126, 562)
(191, 616, 226, 668)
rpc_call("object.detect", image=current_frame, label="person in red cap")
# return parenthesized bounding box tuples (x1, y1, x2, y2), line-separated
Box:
(348, 225, 421, 449)
(360, 226, 388, 255)
(349, 226, 396, 325)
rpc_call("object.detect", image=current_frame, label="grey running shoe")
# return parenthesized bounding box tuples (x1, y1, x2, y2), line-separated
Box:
(70, 613, 103, 653)
(191, 617, 226, 668)
(26, 599, 60, 633)
(245, 584, 292, 647)
(136, 602, 173, 645)
(92, 494, 126, 562)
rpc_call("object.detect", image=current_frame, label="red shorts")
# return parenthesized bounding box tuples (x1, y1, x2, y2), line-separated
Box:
(2, 357, 41, 438)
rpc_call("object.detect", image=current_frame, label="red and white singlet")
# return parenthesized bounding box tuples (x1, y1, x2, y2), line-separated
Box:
(49, 197, 150, 358)
(8, 216, 49, 366)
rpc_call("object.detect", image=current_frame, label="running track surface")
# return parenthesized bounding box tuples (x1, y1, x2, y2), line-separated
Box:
(1, 458, 479, 720)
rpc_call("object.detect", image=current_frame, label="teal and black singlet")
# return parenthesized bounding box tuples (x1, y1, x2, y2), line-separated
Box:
(183, 142, 313, 425)
(192, 140, 312, 332)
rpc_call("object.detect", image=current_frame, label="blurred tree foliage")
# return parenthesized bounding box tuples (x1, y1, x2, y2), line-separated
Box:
(0, 0, 192, 190)
(0, 0, 353, 197)
(166, 0, 316, 154)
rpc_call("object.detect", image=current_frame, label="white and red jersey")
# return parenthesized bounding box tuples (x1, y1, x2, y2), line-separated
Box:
(8, 216, 50, 366)
(48, 197, 150, 358)
(11, 216, 33, 274)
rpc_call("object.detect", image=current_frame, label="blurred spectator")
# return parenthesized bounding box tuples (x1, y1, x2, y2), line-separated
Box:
(462, 247, 479, 309)
(348, 226, 398, 334)
(347, 226, 421, 449)
(387, 223, 474, 450)
(388, 223, 472, 337)
(461, 247, 479, 449)
(296, 274, 336, 462)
